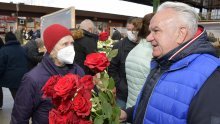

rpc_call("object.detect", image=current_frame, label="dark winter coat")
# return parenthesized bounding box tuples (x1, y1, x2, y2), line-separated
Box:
(126, 26, 220, 124)
(23, 39, 44, 70)
(10, 53, 84, 124)
(74, 30, 98, 75)
(108, 37, 137, 102)
(0, 40, 28, 88)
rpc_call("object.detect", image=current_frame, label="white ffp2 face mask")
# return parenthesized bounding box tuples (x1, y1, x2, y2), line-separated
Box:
(127, 31, 138, 42)
(57, 45, 75, 64)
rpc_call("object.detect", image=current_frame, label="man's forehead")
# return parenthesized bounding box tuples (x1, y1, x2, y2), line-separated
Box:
(150, 9, 177, 28)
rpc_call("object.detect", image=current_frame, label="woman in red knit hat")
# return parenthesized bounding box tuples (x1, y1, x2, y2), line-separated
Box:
(11, 24, 85, 124)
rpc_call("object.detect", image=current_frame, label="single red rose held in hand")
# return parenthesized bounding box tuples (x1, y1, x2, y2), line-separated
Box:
(84, 53, 110, 73)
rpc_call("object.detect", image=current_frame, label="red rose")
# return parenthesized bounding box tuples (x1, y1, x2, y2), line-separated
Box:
(78, 89, 92, 100)
(42, 75, 61, 98)
(80, 75, 94, 90)
(57, 101, 73, 114)
(84, 53, 110, 73)
(49, 109, 80, 124)
(49, 109, 66, 124)
(72, 93, 92, 117)
(79, 119, 93, 124)
(54, 74, 80, 100)
(99, 32, 109, 41)
(51, 97, 62, 107)
(65, 111, 80, 124)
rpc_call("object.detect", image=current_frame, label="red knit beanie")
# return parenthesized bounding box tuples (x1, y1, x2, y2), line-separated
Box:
(43, 24, 72, 53)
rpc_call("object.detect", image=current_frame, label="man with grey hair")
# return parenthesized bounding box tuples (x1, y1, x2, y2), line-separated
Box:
(120, 1, 220, 124)
(74, 19, 98, 75)
(79, 19, 96, 34)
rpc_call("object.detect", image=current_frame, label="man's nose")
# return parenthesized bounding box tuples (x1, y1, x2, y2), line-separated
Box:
(146, 32, 153, 42)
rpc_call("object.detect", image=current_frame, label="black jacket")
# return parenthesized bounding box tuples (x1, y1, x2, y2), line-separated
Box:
(0, 40, 28, 88)
(23, 39, 44, 70)
(108, 37, 137, 102)
(126, 27, 220, 124)
(74, 30, 98, 75)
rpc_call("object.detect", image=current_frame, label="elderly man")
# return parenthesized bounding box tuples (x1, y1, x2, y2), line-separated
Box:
(120, 1, 220, 124)
(73, 19, 98, 75)
(11, 24, 84, 124)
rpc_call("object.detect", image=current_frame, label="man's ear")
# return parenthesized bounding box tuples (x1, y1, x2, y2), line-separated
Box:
(176, 27, 188, 44)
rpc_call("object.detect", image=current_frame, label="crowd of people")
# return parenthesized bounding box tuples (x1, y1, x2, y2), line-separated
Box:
(0, 1, 219, 124)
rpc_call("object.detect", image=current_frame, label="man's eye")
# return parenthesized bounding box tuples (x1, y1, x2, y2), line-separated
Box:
(154, 29, 159, 32)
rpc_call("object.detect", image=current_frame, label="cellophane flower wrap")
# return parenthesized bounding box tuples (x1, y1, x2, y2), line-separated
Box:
(42, 47, 119, 124)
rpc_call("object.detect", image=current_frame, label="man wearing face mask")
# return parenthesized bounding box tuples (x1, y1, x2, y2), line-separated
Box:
(108, 17, 142, 110)
(10, 24, 84, 124)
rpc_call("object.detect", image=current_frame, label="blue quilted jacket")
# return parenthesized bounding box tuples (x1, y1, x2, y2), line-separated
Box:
(134, 54, 220, 124)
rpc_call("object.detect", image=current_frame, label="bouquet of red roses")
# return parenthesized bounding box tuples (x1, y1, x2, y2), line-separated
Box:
(42, 73, 94, 124)
(42, 49, 119, 124)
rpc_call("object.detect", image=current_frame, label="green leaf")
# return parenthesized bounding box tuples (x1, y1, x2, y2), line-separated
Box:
(102, 101, 113, 119)
(106, 90, 114, 104)
(107, 49, 118, 61)
(94, 117, 104, 124)
(101, 77, 109, 89)
(112, 106, 121, 124)
(99, 91, 108, 103)
(104, 72, 109, 78)
(107, 77, 115, 90)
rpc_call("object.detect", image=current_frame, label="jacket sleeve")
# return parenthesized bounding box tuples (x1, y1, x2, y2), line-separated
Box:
(10, 74, 36, 124)
(107, 42, 121, 87)
(125, 106, 135, 123)
(187, 67, 220, 124)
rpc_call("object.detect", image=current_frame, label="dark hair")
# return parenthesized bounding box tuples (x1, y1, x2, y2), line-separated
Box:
(138, 13, 155, 38)
(5, 32, 17, 42)
(111, 30, 121, 40)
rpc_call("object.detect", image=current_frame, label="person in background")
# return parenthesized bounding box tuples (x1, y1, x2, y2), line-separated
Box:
(108, 17, 143, 109)
(14, 26, 24, 45)
(27, 29, 33, 40)
(0, 37, 4, 110)
(111, 28, 122, 45)
(0, 32, 28, 100)
(73, 19, 98, 75)
(120, 2, 220, 124)
(125, 13, 154, 108)
(23, 38, 45, 70)
(11, 24, 84, 124)
(32, 25, 41, 40)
